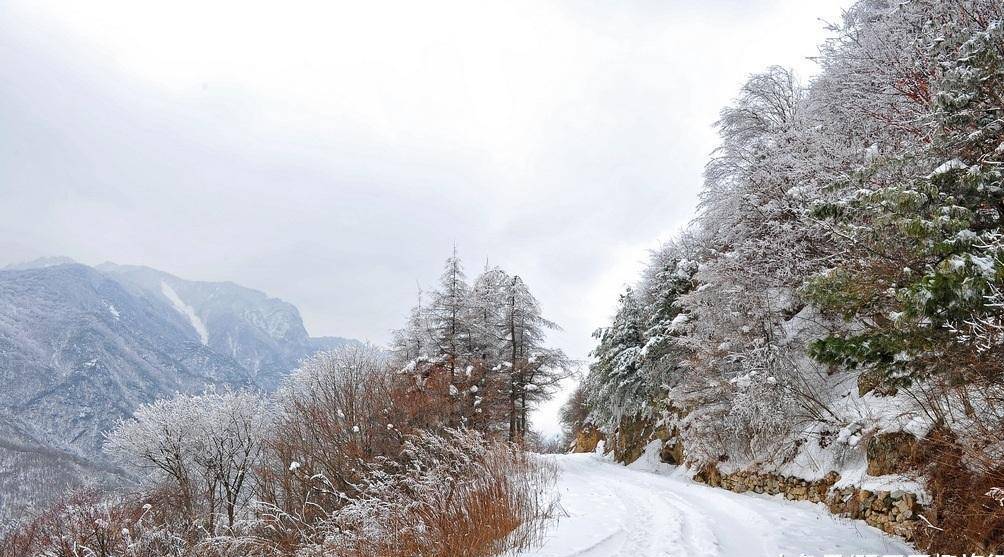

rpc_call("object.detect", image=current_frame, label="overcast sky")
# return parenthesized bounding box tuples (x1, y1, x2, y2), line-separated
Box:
(0, 0, 846, 435)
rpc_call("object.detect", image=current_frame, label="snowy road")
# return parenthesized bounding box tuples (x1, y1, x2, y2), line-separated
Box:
(523, 452, 915, 557)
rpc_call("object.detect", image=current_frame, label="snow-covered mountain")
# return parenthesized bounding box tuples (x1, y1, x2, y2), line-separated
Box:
(0, 259, 357, 526)
(95, 263, 354, 390)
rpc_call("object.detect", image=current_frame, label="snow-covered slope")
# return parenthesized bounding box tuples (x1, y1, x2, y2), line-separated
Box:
(0, 411, 122, 530)
(97, 263, 356, 390)
(523, 452, 913, 557)
(160, 280, 210, 345)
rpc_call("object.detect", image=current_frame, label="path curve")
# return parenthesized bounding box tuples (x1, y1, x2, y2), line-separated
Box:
(521, 452, 915, 557)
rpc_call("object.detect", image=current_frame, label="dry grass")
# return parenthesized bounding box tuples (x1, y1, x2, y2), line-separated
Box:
(901, 373, 1004, 553)
(307, 429, 559, 557)
(913, 428, 1004, 554)
(0, 489, 180, 557)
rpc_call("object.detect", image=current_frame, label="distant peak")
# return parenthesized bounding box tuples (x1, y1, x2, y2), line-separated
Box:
(4, 256, 79, 271)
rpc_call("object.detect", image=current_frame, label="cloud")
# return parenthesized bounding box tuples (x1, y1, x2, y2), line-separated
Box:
(0, 0, 847, 436)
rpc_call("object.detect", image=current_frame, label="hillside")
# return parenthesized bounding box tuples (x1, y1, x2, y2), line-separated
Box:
(573, 1, 1004, 553)
(0, 260, 357, 527)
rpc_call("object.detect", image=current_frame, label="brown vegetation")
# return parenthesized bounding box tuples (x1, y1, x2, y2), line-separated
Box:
(913, 429, 1004, 553)
(1, 348, 558, 557)
(306, 430, 558, 557)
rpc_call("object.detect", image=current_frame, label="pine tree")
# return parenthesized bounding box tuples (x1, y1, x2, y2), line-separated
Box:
(469, 265, 509, 362)
(585, 287, 646, 432)
(391, 289, 429, 363)
(806, 1, 1004, 388)
(426, 249, 473, 382)
(500, 274, 569, 443)
(392, 256, 569, 440)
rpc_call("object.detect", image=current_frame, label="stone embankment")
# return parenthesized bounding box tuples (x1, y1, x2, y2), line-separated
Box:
(693, 467, 921, 540)
(572, 419, 924, 541)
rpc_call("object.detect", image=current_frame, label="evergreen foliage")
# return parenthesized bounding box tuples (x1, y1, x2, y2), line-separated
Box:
(392, 253, 571, 443)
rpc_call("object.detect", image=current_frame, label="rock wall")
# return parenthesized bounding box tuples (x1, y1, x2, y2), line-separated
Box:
(612, 417, 657, 464)
(693, 466, 922, 540)
(603, 417, 683, 465)
(588, 402, 925, 543)
(570, 426, 604, 453)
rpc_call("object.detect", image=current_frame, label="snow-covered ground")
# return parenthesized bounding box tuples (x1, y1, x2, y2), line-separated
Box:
(522, 451, 915, 557)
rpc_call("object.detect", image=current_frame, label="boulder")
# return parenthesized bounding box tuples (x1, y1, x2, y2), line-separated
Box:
(613, 417, 655, 464)
(571, 426, 604, 454)
(660, 436, 685, 465)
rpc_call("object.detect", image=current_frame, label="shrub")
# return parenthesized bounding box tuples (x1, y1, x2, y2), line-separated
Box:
(300, 428, 558, 557)
(0, 489, 185, 557)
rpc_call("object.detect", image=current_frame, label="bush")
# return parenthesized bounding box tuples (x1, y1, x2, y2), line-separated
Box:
(914, 430, 1004, 553)
(0, 489, 186, 557)
(300, 429, 558, 557)
(2, 347, 560, 557)
(104, 390, 274, 537)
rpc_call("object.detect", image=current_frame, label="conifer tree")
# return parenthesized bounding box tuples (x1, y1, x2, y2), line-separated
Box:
(806, 1, 1004, 388)
(500, 274, 569, 443)
(427, 249, 473, 382)
(585, 288, 646, 432)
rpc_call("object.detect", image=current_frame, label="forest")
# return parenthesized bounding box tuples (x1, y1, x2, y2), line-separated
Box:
(572, 0, 1004, 552)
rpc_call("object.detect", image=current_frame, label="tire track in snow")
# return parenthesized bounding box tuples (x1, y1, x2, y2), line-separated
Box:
(521, 453, 915, 557)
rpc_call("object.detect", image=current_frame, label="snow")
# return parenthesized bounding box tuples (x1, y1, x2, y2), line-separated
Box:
(971, 254, 996, 278)
(864, 143, 879, 162)
(988, 487, 1004, 507)
(160, 280, 209, 345)
(929, 158, 966, 177)
(670, 313, 688, 328)
(520, 451, 914, 557)
(835, 469, 929, 504)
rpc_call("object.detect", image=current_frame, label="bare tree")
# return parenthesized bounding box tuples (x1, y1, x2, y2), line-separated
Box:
(104, 389, 273, 534)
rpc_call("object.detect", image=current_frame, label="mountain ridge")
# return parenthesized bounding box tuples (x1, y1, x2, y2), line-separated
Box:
(0, 259, 359, 527)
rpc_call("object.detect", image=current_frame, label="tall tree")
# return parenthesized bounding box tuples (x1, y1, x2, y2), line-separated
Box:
(806, 0, 1004, 390)
(500, 274, 569, 443)
(585, 287, 646, 432)
(427, 249, 473, 382)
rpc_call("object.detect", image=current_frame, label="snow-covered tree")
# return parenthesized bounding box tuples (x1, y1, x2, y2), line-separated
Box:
(391, 253, 570, 442)
(469, 265, 510, 361)
(499, 273, 570, 443)
(806, 0, 1004, 389)
(580, 1, 1004, 482)
(426, 249, 474, 379)
(585, 288, 645, 431)
(391, 289, 431, 363)
(104, 390, 273, 532)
